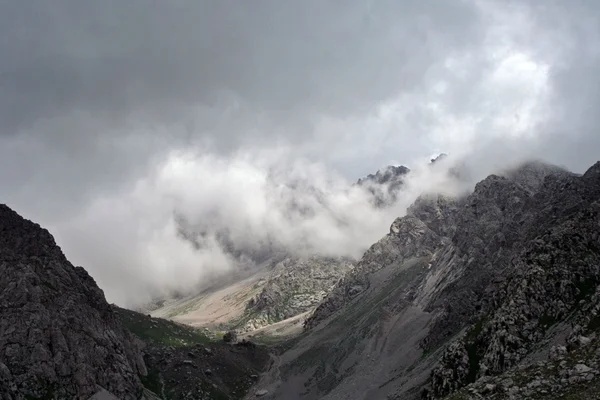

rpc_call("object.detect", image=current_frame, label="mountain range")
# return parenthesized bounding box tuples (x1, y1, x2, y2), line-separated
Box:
(1, 158, 599, 399)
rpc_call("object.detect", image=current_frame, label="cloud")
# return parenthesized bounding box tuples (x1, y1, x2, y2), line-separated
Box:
(0, 1, 480, 135)
(1, 0, 599, 305)
(52, 146, 464, 306)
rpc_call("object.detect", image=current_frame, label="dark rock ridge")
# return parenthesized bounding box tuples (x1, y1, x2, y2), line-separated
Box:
(0, 204, 146, 399)
(278, 160, 600, 399)
(427, 161, 600, 398)
(357, 165, 411, 186)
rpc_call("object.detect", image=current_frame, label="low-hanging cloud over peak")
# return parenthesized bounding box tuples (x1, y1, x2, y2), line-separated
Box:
(52, 148, 465, 306)
(1, 0, 599, 305)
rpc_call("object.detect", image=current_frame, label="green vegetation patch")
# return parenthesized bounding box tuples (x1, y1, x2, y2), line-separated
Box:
(465, 317, 487, 384)
(539, 312, 557, 329)
(587, 313, 600, 331)
(140, 368, 163, 396)
(114, 306, 212, 346)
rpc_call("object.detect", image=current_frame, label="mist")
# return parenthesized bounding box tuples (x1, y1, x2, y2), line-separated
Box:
(51, 146, 463, 306)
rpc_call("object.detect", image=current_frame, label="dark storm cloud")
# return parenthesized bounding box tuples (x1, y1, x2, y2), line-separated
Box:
(0, 0, 481, 137)
(0, 0, 486, 224)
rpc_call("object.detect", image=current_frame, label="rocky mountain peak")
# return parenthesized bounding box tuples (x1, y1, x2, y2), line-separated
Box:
(357, 164, 410, 186)
(0, 204, 65, 261)
(501, 160, 573, 194)
(278, 159, 600, 400)
(356, 164, 411, 207)
(583, 160, 600, 180)
(0, 204, 146, 399)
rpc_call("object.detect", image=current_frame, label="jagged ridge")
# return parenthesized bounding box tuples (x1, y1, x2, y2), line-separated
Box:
(270, 160, 600, 400)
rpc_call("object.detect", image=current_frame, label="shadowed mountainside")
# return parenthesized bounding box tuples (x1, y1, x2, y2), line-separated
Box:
(0, 205, 270, 400)
(252, 160, 600, 400)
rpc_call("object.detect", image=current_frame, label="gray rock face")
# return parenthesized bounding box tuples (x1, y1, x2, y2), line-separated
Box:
(500, 160, 575, 194)
(436, 313, 600, 400)
(0, 205, 146, 400)
(240, 256, 353, 332)
(304, 196, 452, 331)
(287, 160, 600, 400)
(406, 193, 461, 239)
(427, 160, 600, 397)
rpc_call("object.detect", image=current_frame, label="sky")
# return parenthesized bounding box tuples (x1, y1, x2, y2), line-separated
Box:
(1, 0, 599, 305)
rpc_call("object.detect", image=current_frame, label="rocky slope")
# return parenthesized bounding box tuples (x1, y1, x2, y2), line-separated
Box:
(113, 307, 271, 400)
(252, 159, 600, 400)
(235, 256, 353, 333)
(427, 160, 600, 398)
(146, 254, 353, 339)
(303, 192, 460, 331)
(0, 204, 146, 399)
(147, 162, 413, 335)
(0, 204, 272, 400)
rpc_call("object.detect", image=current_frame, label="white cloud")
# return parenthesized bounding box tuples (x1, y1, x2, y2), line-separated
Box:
(53, 145, 465, 306)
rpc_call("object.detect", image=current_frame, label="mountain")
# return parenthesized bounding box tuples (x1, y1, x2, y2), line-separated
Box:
(356, 164, 411, 207)
(0, 204, 270, 399)
(146, 254, 354, 342)
(144, 162, 413, 336)
(0, 204, 146, 399)
(249, 160, 600, 400)
(7, 158, 599, 399)
(238, 256, 354, 333)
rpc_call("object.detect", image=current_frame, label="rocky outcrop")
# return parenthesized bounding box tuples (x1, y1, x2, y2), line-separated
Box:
(141, 340, 270, 400)
(0, 205, 146, 400)
(428, 161, 600, 397)
(239, 256, 353, 332)
(406, 194, 461, 238)
(304, 209, 446, 330)
(438, 286, 600, 400)
(356, 165, 411, 207)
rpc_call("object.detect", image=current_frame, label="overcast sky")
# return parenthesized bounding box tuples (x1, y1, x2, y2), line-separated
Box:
(1, 0, 599, 305)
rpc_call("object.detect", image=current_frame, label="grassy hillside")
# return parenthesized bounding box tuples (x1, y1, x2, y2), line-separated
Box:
(113, 305, 213, 346)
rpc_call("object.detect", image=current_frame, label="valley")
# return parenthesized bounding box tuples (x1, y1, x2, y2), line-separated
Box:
(2, 160, 600, 400)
